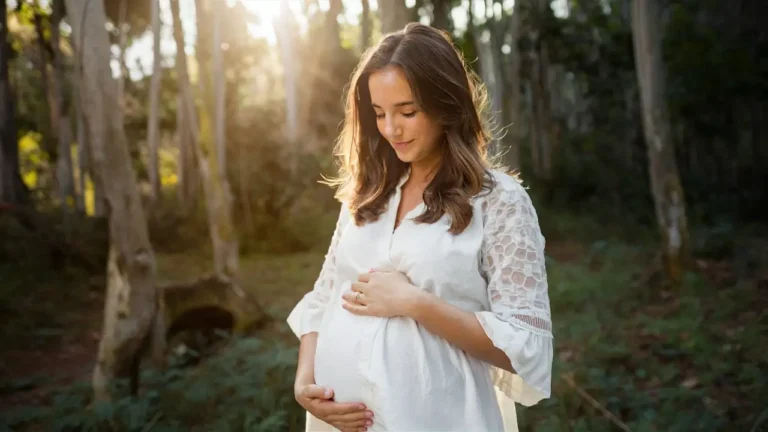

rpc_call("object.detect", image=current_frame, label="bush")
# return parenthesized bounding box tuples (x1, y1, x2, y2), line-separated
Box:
(0, 207, 108, 275)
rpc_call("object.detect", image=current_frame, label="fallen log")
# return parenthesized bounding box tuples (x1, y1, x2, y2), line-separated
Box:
(161, 275, 270, 338)
(126, 275, 271, 394)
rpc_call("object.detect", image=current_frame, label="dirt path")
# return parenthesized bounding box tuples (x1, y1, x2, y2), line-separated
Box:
(0, 281, 104, 412)
(0, 330, 100, 410)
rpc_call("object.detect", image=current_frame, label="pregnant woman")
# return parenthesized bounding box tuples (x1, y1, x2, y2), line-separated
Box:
(288, 23, 553, 432)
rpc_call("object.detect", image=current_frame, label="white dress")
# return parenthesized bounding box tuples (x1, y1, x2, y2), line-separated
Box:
(287, 169, 553, 432)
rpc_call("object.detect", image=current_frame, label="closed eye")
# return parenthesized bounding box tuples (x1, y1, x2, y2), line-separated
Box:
(374, 111, 417, 120)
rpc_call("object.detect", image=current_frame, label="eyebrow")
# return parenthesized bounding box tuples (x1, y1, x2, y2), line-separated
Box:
(371, 101, 415, 109)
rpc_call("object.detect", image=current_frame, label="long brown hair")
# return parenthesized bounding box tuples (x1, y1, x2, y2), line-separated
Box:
(326, 23, 499, 235)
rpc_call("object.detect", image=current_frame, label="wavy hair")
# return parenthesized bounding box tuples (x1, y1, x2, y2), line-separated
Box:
(326, 23, 500, 235)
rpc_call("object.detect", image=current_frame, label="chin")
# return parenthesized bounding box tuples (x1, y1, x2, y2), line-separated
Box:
(391, 148, 414, 163)
(394, 153, 414, 163)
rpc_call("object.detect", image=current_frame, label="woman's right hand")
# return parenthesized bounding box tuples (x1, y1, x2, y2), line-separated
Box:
(294, 383, 374, 432)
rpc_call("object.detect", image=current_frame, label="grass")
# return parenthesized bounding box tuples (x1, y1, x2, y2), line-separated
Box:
(519, 238, 768, 432)
(1, 335, 306, 432)
(2, 210, 767, 431)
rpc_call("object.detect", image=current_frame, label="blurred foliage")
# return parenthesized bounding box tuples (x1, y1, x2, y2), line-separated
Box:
(17, 132, 49, 196)
(520, 0, 768, 225)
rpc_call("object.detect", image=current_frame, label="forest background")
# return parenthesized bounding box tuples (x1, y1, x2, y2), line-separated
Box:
(0, 0, 766, 431)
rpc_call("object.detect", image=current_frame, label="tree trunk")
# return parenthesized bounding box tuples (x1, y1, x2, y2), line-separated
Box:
(380, 0, 410, 34)
(526, 0, 558, 182)
(473, 26, 502, 157)
(525, 82, 540, 174)
(326, 0, 343, 55)
(276, 1, 299, 144)
(176, 97, 198, 212)
(175, 94, 186, 205)
(170, 0, 198, 213)
(147, 0, 162, 204)
(213, 3, 226, 175)
(76, 103, 88, 212)
(631, 0, 690, 284)
(500, 0, 522, 170)
(196, 0, 238, 278)
(535, 39, 555, 179)
(0, 0, 28, 205)
(75, 76, 103, 216)
(430, 0, 453, 33)
(65, 0, 158, 401)
(50, 0, 76, 209)
(32, 6, 59, 171)
(465, 1, 480, 71)
(360, 0, 372, 52)
(70, 16, 104, 217)
(473, 0, 510, 162)
(117, 0, 127, 124)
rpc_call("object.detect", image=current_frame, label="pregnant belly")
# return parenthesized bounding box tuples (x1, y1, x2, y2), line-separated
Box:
(314, 294, 386, 404)
(316, 309, 496, 429)
(315, 306, 470, 399)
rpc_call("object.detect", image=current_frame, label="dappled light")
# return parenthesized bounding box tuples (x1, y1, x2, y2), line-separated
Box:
(1, 0, 766, 431)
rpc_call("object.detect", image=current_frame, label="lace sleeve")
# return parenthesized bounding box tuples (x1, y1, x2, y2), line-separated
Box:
(287, 203, 350, 338)
(475, 177, 554, 407)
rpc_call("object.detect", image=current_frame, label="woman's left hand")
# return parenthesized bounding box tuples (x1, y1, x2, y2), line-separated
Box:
(342, 270, 421, 318)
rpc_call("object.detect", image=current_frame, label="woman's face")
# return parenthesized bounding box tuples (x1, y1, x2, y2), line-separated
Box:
(368, 65, 443, 168)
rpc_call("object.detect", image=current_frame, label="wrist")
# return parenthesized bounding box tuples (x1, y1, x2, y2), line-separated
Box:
(294, 371, 314, 393)
(405, 287, 432, 320)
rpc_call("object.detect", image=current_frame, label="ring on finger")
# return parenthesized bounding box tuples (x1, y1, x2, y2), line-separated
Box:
(355, 292, 362, 302)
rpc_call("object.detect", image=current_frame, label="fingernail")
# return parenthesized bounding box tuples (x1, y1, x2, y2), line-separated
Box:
(324, 389, 332, 397)
(366, 411, 373, 418)
(366, 420, 373, 426)
(358, 404, 365, 410)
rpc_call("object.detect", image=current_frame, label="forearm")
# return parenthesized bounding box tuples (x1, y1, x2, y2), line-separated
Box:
(407, 291, 514, 372)
(295, 332, 318, 390)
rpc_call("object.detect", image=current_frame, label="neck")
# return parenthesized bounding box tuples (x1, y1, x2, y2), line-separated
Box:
(409, 156, 441, 186)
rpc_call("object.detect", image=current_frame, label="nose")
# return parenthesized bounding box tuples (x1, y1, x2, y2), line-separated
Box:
(384, 116, 402, 140)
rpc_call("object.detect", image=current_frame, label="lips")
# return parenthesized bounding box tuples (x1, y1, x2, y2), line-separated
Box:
(392, 140, 413, 149)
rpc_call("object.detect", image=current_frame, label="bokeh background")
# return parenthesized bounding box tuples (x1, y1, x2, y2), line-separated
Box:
(1, 0, 766, 431)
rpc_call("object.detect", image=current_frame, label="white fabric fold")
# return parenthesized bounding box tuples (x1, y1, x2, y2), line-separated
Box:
(476, 311, 553, 407)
